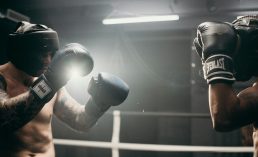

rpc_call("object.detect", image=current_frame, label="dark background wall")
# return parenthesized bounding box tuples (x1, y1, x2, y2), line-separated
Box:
(0, 0, 257, 157)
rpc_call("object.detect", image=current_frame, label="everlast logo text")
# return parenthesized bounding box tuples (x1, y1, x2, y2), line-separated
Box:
(206, 58, 225, 74)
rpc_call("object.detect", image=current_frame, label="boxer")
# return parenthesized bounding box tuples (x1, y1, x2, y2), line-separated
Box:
(0, 21, 129, 157)
(193, 15, 258, 156)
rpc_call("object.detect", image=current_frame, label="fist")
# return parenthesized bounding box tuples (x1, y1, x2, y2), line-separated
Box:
(194, 21, 238, 60)
(193, 22, 238, 84)
(88, 72, 129, 110)
(45, 43, 94, 90)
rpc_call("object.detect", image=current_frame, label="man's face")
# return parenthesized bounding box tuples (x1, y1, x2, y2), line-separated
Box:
(26, 51, 55, 77)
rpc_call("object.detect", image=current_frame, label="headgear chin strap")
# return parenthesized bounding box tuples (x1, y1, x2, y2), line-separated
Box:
(232, 15, 258, 81)
(7, 21, 59, 76)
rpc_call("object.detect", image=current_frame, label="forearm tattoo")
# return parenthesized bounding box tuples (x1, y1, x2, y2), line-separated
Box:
(54, 90, 106, 132)
(0, 78, 50, 132)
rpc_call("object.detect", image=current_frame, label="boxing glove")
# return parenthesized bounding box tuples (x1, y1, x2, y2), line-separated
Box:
(193, 22, 238, 84)
(31, 43, 94, 103)
(85, 72, 129, 118)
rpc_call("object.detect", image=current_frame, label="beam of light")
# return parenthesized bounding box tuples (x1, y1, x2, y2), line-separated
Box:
(102, 15, 179, 25)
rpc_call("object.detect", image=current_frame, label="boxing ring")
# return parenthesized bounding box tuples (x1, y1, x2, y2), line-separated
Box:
(53, 110, 253, 157)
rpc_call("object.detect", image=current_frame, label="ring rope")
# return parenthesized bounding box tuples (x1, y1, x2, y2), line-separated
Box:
(106, 111, 210, 118)
(53, 139, 253, 153)
(53, 110, 253, 156)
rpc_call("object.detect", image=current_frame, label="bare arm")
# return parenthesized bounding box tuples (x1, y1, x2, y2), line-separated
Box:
(53, 88, 106, 132)
(54, 73, 129, 132)
(0, 76, 55, 132)
(209, 82, 258, 132)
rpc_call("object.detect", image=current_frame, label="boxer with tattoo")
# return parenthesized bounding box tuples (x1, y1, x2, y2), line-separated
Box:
(193, 15, 258, 156)
(0, 21, 129, 157)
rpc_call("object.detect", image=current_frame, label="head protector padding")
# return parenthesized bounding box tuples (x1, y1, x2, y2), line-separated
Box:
(232, 15, 258, 81)
(7, 21, 59, 76)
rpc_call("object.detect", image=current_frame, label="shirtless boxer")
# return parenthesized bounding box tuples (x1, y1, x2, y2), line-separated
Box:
(0, 21, 129, 157)
(193, 15, 258, 156)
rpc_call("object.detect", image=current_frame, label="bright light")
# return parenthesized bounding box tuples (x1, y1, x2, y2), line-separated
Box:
(102, 15, 179, 25)
(67, 66, 83, 79)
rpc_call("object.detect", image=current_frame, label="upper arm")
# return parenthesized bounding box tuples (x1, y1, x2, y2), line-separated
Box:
(209, 83, 258, 131)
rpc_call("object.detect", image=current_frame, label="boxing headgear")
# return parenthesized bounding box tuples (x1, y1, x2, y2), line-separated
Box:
(232, 15, 258, 81)
(7, 21, 59, 76)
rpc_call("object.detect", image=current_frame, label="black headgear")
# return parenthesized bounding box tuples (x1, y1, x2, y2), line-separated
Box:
(232, 15, 258, 81)
(7, 21, 59, 76)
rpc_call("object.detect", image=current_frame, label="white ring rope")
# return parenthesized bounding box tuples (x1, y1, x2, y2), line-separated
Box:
(53, 139, 253, 153)
(106, 111, 210, 118)
(53, 110, 253, 156)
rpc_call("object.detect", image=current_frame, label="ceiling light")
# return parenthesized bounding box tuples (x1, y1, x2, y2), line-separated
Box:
(102, 15, 179, 25)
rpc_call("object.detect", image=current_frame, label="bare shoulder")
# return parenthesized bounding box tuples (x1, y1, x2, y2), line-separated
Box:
(0, 63, 7, 70)
(253, 79, 258, 87)
(0, 63, 9, 74)
(237, 80, 258, 102)
(0, 66, 8, 99)
(247, 79, 258, 92)
(0, 63, 12, 89)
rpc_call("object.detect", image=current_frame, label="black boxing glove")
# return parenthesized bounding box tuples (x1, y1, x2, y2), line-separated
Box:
(193, 22, 238, 84)
(232, 15, 258, 81)
(85, 72, 129, 118)
(31, 43, 94, 103)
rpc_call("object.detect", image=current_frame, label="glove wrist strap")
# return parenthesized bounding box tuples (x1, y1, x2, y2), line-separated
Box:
(203, 54, 235, 84)
(31, 74, 55, 103)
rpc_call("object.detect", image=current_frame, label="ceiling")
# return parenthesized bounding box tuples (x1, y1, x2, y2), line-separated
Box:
(1, 0, 258, 33)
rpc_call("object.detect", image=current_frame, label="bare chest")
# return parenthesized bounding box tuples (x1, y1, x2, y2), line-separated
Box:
(0, 81, 56, 154)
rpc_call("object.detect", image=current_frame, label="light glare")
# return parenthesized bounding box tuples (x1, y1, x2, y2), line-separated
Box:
(102, 15, 179, 25)
(68, 66, 83, 79)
